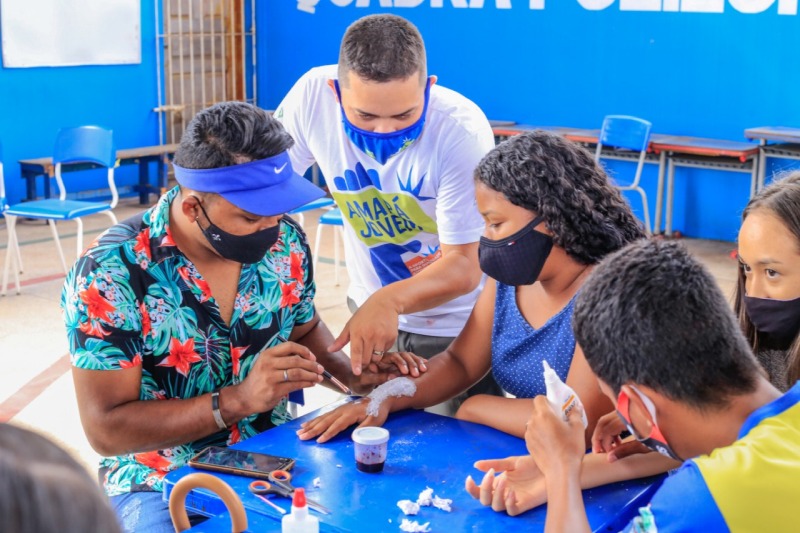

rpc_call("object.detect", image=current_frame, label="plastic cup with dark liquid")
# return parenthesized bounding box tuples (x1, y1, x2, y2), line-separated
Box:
(351, 427, 389, 473)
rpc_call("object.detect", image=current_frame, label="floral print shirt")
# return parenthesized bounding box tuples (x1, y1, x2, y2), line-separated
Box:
(62, 187, 315, 496)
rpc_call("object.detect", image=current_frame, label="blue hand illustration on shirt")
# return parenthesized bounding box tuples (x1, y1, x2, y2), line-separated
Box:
(333, 162, 382, 192)
(333, 163, 423, 285)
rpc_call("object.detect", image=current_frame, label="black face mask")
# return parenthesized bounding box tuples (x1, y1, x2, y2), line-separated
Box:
(478, 216, 553, 286)
(195, 202, 280, 264)
(744, 294, 800, 348)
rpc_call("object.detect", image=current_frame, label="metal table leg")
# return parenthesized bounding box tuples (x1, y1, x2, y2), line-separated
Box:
(653, 151, 666, 234)
(665, 155, 676, 238)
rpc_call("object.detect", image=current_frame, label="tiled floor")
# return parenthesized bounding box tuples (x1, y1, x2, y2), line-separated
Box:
(0, 195, 739, 475)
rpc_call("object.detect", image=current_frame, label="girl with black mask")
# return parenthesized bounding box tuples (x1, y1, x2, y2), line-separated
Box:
(452, 131, 646, 438)
(735, 171, 800, 392)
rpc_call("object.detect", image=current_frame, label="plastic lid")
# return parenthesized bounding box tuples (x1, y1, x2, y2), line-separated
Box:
(351, 426, 390, 445)
(292, 487, 307, 508)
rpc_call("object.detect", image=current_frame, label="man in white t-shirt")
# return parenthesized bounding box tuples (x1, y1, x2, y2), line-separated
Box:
(275, 14, 501, 405)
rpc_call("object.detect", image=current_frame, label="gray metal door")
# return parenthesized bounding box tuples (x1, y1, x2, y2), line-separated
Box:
(155, 0, 256, 147)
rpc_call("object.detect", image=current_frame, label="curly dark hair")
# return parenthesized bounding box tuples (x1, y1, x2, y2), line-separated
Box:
(475, 131, 646, 265)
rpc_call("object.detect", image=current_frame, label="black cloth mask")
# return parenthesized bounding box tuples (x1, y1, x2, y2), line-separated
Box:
(744, 294, 800, 348)
(195, 202, 280, 264)
(478, 216, 553, 286)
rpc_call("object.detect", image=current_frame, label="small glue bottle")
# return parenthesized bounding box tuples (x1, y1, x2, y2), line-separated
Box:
(281, 488, 319, 533)
(543, 359, 588, 429)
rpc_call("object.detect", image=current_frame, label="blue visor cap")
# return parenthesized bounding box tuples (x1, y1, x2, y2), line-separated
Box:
(172, 151, 325, 216)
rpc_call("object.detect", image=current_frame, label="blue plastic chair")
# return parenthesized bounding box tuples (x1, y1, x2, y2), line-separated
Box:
(288, 389, 306, 419)
(2, 126, 117, 295)
(1, 142, 24, 284)
(313, 208, 345, 286)
(594, 115, 653, 234)
(287, 196, 335, 227)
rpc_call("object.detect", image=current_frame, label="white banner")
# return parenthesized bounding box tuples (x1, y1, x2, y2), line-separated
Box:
(1, 0, 141, 68)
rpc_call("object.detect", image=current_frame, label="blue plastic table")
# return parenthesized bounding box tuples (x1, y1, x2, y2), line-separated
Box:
(163, 404, 663, 532)
(18, 144, 178, 204)
(649, 136, 760, 236)
(744, 126, 800, 192)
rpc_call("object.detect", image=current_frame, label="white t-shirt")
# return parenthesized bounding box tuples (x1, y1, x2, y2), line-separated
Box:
(275, 65, 493, 337)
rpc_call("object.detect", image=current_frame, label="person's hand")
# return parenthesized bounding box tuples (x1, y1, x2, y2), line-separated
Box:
(465, 455, 546, 516)
(524, 396, 586, 476)
(368, 351, 428, 377)
(237, 341, 323, 414)
(296, 397, 389, 443)
(591, 410, 626, 453)
(346, 351, 428, 396)
(328, 293, 399, 376)
(591, 410, 652, 462)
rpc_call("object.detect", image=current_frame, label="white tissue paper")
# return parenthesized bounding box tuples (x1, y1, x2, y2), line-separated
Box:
(416, 487, 434, 507)
(399, 519, 431, 532)
(432, 496, 452, 512)
(396, 500, 420, 515)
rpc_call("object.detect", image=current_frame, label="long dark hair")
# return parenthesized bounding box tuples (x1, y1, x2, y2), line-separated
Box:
(474, 130, 646, 265)
(733, 171, 800, 386)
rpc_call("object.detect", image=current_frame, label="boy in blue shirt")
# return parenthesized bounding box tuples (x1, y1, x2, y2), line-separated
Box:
(518, 240, 799, 531)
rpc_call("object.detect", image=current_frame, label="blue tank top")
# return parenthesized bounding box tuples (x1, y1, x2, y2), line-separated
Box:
(491, 282, 577, 398)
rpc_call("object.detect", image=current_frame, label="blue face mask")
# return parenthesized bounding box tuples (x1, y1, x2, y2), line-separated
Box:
(335, 78, 431, 165)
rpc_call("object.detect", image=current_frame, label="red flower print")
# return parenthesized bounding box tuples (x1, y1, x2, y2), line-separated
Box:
(120, 354, 143, 369)
(134, 228, 152, 260)
(134, 451, 172, 472)
(279, 280, 300, 308)
(80, 280, 115, 323)
(230, 344, 249, 375)
(194, 277, 212, 302)
(178, 266, 212, 302)
(79, 320, 110, 338)
(140, 302, 151, 338)
(157, 338, 201, 377)
(228, 424, 241, 445)
(162, 226, 177, 247)
(290, 252, 304, 282)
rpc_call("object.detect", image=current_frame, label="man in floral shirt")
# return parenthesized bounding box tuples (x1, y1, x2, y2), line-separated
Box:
(62, 102, 408, 532)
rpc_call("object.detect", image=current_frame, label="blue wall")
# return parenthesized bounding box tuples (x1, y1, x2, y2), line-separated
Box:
(0, 3, 160, 205)
(257, 0, 800, 241)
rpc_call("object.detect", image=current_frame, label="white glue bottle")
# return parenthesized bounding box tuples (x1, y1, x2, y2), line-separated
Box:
(281, 488, 319, 533)
(543, 360, 588, 429)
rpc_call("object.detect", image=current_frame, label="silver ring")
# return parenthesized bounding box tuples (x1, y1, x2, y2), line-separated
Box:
(283, 369, 289, 382)
(372, 350, 385, 356)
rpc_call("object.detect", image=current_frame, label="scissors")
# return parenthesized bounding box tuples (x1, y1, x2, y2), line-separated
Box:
(249, 470, 331, 515)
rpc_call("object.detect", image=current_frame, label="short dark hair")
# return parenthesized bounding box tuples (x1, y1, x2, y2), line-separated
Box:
(734, 170, 800, 385)
(0, 424, 122, 533)
(338, 14, 427, 86)
(174, 101, 294, 169)
(475, 131, 646, 265)
(573, 240, 760, 409)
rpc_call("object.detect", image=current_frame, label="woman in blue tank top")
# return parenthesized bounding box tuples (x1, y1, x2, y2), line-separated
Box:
(298, 132, 645, 446)
(449, 131, 645, 438)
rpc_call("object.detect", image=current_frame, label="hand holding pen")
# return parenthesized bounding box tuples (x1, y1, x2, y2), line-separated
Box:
(276, 334, 353, 395)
